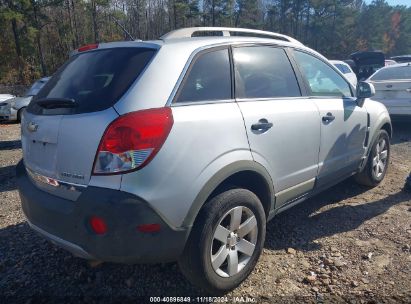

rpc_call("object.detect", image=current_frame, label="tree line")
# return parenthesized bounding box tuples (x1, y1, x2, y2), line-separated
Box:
(1, 0, 410, 85)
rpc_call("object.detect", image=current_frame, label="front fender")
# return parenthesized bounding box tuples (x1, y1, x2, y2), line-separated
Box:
(361, 100, 392, 171)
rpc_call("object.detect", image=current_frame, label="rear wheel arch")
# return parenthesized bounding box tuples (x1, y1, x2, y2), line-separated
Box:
(182, 161, 274, 228)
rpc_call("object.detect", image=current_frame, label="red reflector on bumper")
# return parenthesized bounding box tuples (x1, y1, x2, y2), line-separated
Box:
(137, 224, 161, 233)
(90, 216, 107, 235)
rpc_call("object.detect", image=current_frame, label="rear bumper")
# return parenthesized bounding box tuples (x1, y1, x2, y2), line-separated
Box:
(16, 160, 190, 263)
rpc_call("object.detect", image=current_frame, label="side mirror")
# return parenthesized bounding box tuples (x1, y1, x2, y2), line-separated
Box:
(356, 81, 375, 107)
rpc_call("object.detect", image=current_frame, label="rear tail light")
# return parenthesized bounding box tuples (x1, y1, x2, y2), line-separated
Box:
(93, 108, 173, 175)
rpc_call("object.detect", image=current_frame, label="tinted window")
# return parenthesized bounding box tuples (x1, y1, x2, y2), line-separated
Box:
(370, 66, 411, 81)
(233, 46, 301, 99)
(176, 49, 231, 103)
(294, 51, 352, 97)
(29, 48, 156, 114)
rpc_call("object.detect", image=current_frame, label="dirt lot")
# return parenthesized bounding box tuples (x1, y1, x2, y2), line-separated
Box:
(0, 121, 410, 303)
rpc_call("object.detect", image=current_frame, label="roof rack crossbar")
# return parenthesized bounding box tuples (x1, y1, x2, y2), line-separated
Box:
(160, 27, 303, 45)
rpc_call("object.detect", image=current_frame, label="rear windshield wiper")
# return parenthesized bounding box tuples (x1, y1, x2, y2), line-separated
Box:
(35, 98, 78, 109)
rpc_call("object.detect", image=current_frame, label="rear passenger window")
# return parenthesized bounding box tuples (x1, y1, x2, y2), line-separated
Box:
(176, 49, 231, 103)
(233, 46, 301, 99)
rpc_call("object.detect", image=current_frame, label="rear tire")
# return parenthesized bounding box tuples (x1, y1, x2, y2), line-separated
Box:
(355, 129, 390, 187)
(178, 189, 266, 294)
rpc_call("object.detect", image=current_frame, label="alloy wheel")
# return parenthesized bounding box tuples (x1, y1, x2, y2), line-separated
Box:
(210, 206, 258, 277)
(372, 137, 388, 179)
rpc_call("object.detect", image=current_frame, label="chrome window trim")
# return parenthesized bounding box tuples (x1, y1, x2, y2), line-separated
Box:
(171, 99, 235, 107)
(236, 96, 309, 102)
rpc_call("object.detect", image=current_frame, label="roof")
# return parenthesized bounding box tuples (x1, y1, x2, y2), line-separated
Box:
(94, 27, 308, 55)
(160, 27, 304, 46)
(97, 35, 316, 56)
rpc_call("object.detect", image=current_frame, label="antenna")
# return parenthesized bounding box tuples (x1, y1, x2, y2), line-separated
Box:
(112, 16, 135, 41)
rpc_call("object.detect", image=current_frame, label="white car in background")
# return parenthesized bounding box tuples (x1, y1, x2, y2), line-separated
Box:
(0, 94, 15, 102)
(330, 60, 358, 87)
(0, 77, 50, 122)
(367, 63, 411, 118)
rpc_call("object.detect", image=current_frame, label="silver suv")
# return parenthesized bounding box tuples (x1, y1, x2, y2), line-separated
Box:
(16, 27, 392, 293)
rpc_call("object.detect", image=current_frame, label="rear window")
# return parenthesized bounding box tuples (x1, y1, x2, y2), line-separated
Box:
(334, 64, 351, 74)
(370, 66, 411, 81)
(29, 47, 156, 114)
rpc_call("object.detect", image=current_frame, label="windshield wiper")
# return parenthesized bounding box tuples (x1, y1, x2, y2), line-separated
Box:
(35, 98, 78, 109)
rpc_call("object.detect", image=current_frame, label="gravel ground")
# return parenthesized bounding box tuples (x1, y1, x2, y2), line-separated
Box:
(0, 121, 410, 303)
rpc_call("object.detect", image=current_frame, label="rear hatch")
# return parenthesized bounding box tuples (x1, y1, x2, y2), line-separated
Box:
(350, 51, 385, 80)
(368, 65, 411, 108)
(23, 45, 157, 197)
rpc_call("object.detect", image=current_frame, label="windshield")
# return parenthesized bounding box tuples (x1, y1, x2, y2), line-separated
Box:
(29, 47, 156, 115)
(370, 66, 411, 81)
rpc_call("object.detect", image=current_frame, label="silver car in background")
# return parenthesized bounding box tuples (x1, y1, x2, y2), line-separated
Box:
(16, 27, 392, 294)
(0, 77, 50, 122)
(367, 63, 411, 118)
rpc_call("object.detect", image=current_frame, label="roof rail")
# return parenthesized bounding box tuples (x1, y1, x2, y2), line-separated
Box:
(160, 27, 303, 46)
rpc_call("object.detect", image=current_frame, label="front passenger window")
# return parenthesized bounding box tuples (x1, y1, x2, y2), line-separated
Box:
(294, 51, 353, 97)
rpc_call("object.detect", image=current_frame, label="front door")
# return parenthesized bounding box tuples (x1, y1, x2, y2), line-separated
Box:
(292, 50, 367, 188)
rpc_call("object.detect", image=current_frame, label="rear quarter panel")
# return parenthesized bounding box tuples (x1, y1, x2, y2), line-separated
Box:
(120, 103, 254, 228)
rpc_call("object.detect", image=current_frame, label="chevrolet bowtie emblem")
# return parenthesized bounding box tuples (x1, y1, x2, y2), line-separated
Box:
(27, 121, 39, 132)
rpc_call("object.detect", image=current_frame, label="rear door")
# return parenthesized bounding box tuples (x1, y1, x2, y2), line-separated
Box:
(292, 50, 367, 189)
(23, 46, 157, 198)
(234, 45, 320, 207)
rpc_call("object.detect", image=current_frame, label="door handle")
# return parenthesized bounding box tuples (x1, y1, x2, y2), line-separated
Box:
(322, 113, 335, 123)
(251, 119, 273, 132)
(406, 88, 411, 93)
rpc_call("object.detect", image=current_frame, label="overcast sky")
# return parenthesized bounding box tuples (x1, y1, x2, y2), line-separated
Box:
(364, 0, 410, 6)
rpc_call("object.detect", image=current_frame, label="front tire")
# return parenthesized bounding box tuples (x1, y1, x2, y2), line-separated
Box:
(355, 129, 390, 187)
(179, 189, 266, 294)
